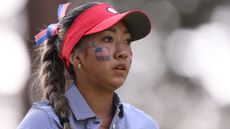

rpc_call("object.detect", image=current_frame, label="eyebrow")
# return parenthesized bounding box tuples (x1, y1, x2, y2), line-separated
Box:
(106, 28, 130, 34)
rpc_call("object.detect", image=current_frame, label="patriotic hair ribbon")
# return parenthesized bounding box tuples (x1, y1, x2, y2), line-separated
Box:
(35, 3, 71, 46)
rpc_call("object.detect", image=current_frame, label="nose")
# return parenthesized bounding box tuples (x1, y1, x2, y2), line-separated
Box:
(114, 44, 132, 60)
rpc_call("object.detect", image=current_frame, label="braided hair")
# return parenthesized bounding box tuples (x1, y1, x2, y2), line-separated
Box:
(33, 2, 98, 129)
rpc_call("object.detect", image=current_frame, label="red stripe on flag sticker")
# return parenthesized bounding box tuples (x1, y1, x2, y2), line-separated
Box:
(95, 47, 111, 61)
(95, 47, 110, 56)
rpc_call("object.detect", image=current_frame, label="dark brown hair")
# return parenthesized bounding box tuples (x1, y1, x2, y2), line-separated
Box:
(33, 2, 98, 129)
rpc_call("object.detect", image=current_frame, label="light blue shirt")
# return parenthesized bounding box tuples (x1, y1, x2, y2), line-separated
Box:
(17, 84, 159, 129)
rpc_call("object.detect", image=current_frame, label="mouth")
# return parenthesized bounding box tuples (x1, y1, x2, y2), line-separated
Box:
(113, 64, 128, 72)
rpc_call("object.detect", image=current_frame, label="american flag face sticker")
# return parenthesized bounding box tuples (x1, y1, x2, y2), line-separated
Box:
(95, 47, 111, 61)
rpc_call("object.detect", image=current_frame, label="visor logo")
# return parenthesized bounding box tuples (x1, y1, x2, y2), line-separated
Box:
(107, 7, 118, 14)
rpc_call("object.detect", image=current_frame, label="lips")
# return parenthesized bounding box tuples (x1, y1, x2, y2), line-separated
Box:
(113, 63, 128, 72)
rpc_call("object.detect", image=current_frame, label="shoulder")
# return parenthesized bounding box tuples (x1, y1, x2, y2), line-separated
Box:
(122, 103, 160, 129)
(17, 101, 60, 129)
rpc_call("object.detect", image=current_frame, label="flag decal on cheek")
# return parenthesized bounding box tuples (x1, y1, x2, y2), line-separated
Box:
(95, 47, 111, 61)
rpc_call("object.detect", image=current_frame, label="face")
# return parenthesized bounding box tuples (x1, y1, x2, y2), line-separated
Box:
(75, 21, 132, 91)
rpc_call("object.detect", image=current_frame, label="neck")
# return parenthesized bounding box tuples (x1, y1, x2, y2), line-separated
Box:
(75, 78, 114, 117)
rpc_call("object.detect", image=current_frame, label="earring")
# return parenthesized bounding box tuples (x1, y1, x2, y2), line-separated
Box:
(77, 64, 81, 70)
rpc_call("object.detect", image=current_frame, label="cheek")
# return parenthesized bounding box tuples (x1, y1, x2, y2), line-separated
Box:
(127, 47, 133, 65)
(83, 42, 110, 61)
(95, 47, 111, 61)
(129, 48, 133, 56)
(127, 46, 133, 59)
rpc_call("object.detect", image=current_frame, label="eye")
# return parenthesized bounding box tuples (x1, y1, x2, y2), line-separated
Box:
(124, 39, 131, 45)
(103, 36, 113, 43)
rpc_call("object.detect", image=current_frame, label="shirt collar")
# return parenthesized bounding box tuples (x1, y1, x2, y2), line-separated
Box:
(113, 93, 124, 118)
(65, 83, 95, 120)
(65, 83, 124, 120)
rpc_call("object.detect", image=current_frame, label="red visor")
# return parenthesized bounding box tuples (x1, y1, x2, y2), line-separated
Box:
(61, 3, 151, 70)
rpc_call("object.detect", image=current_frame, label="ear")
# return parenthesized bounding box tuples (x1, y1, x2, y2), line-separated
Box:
(69, 52, 81, 67)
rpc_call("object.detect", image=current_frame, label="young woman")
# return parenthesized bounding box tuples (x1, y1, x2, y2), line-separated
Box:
(17, 2, 159, 129)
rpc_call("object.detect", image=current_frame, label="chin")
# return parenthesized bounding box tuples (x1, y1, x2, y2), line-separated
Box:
(109, 78, 126, 90)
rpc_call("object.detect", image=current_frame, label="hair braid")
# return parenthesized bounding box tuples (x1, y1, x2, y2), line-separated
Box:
(37, 39, 71, 129)
(34, 2, 99, 129)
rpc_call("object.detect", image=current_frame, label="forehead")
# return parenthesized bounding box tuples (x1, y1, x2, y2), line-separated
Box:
(108, 21, 129, 33)
(111, 21, 128, 31)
